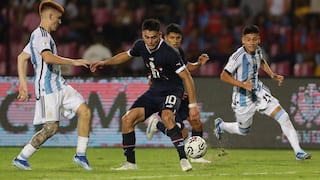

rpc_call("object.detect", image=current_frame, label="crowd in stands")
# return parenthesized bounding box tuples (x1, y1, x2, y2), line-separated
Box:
(0, 0, 320, 77)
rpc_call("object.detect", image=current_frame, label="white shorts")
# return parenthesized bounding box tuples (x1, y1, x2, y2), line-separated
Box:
(33, 85, 84, 125)
(232, 87, 280, 129)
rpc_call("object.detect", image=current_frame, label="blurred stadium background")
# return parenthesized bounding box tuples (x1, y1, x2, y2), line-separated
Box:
(0, 0, 319, 149)
(0, 0, 320, 77)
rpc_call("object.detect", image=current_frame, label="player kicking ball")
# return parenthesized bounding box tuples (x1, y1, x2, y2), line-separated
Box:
(146, 23, 211, 163)
(214, 25, 311, 161)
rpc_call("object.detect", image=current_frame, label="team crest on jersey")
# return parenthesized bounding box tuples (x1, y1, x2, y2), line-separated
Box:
(43, 41, 49, 47)
(149, 57, 154, 61)
(290, 83, 320, 128)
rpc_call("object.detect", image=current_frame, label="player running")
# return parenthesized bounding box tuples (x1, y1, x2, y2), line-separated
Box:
(214, 25, 311, 161)
(12, 0, 92, 170)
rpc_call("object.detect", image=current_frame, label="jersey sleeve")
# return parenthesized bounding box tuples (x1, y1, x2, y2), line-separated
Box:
(33, 33, 52, 54)
(128, 40, 142, 57)
(171, 49, 186, 74)
(224, 53, 241, 74)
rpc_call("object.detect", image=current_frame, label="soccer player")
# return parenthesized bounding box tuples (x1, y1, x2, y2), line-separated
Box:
(146, 23, 211, 163)
(214, 25, 312, 160)
(12, 0, 93, 170)
(90, 18, 200, 171)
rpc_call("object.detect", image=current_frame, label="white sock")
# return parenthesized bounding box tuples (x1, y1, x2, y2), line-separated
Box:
(221, 122, 244, 135)
(76, 136, 89, 155)
(17, 144, 37, 160)
(276, 111, 302, 154)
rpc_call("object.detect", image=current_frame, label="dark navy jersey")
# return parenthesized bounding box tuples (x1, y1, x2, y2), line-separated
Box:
(178, 47, 187, 65)
(129, 39, 186, 97)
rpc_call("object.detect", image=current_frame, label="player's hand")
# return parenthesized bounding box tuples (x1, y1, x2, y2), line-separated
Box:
(241, 78, 254, 91)
(73, 59, 90, 68)
(197, 53, 209, 65)
(272, 74, 284, 86)
(17, 84, 29, 101)
(90, 61, 105, 72)
(189, 106, 200, 121)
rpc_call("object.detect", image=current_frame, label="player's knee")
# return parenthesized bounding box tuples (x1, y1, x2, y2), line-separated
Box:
(181, 128, 189, 139)
(43, 122, 59, 136)
(274, 109, 288, 121)
(189, 120, 202, 131)
(161, 111, 175, 128)
(31, 122, 59, 148)
(239, 127, 250, 135)
(77, 104, 91, 120)
(121, 113, 135, 130)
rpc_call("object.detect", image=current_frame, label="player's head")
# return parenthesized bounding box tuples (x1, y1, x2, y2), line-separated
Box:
(141, 19, 162, 51)
(164, 23, 183, 49)
(39, 0, 64, 32)
(241, 25, 260, 54)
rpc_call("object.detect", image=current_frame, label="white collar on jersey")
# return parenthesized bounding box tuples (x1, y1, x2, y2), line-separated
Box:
(146, 38, 164, 53)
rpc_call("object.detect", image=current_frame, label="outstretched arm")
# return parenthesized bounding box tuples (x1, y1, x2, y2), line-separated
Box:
(41, 51, 90, 68)
(260, 59, 284, 86)
(17, 51, 30, 101)
(186, 53, 209, 72)
(90, 52, 132, 72)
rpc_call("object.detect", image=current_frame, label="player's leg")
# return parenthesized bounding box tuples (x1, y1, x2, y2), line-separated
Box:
(263, 101, 311, 160)
(146, 113, 161, 139)
(187, 116, 203, 137)
(146, 98, 188, 140)
(62, 86, 93, 170)
(146, 114, 187, 139)
(178, 97, 203, 137)
(161, 109, 192, 171)
(73, 103, 92, 170)
(214, 104, 255, 140)
(113, 107, 145, 170)
(13, 95, 60, 170)
(160, 95, 192, 171)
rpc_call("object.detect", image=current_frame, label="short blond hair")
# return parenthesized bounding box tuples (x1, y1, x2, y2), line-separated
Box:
(39, 0, 64, 14)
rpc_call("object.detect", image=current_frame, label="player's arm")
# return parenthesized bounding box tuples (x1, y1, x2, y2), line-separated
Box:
(90, 52, 132, 72)
(41, 50, 90, 68)
(260, 59, 283, 86)
(186, 53, 209, 72)
(220, 70, 253, 91)
(17, 51, 30, 101)
(178, 68, 200, 121)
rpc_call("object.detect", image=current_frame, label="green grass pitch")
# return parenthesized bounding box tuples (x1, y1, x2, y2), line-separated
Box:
(1, 147, 319, 180)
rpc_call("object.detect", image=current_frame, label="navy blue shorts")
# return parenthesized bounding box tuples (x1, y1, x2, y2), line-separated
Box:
(130, 89, 181, 120)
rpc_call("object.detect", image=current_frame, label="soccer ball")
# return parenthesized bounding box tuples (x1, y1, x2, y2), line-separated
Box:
(184, 136, 207, 159)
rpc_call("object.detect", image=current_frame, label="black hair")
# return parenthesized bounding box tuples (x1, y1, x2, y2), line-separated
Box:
(242, 25, 260, 35)
(165, 23, 182, 35)
(142, 18, 161, 31)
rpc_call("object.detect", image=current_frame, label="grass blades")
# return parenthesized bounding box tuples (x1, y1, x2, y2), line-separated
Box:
(1, 147, 319, 180)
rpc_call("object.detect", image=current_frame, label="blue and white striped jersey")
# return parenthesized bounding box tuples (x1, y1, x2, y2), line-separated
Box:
(224, 46, 265, 106)
(26, 26, 67, 100)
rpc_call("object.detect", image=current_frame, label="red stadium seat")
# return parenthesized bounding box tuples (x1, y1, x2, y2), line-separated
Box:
(92, 8, 111, 28)
(198, 61, 221, 76)
(270, 60, 291, 77)
(293, 63, 314, 77)
(57, 42, 78, 58)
